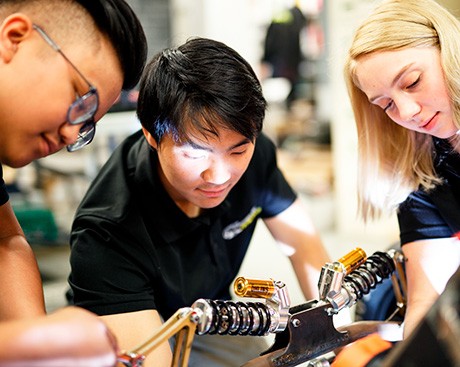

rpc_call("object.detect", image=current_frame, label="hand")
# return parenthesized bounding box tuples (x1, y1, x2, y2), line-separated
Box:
(0, 306, 119, 367)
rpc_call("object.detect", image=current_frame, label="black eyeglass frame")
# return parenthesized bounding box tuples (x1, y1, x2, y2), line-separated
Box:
(32, 24, 99, 152)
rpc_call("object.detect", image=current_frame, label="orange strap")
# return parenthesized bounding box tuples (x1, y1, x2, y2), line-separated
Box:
(331, 333, 392, 367)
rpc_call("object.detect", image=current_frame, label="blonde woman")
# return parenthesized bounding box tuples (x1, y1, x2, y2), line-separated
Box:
(344, 0, 460, 338)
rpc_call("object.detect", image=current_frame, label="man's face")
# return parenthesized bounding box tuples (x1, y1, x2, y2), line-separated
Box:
(0, 22, 123, 168)
(148, 126, 255, 217)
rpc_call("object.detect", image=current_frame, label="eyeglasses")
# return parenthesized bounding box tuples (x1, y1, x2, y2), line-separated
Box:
(32, 24, 99, 152)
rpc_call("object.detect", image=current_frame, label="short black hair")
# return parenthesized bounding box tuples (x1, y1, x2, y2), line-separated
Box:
(77, 0, 148, 89)
(137, 37, 266, 144)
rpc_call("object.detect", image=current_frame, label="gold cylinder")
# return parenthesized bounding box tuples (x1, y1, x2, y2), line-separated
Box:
(234, 277, 275, 299)
(337, 247, 367, 274)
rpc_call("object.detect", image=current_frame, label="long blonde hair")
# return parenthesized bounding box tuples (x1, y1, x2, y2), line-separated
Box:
(344, 0, 460, 220)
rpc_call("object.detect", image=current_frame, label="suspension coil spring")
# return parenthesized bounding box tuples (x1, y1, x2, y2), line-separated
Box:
(193, 299, 272, 336)
(344, 251, 395, 300)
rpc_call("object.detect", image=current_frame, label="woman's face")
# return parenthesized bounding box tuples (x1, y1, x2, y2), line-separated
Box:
(355, 47, 458, 139)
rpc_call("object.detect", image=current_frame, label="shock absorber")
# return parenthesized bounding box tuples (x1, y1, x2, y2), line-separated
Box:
(344, 251, 395, 300)
(318, 248, 403, 313)
(192, 299, 272, 336)
(192, 277, 291, 336)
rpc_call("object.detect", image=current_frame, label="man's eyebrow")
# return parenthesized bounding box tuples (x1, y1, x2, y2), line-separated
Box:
(185, 138, 252, 152)
(229, 138, 252, 150)
(185, 140, 212, 152)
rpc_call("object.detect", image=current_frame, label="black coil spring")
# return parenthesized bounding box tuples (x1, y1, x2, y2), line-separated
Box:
(344, 251, 395, 300)
(203, 300, 272, 336)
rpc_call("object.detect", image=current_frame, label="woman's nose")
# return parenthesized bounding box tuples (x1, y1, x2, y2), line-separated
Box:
(397, 97, 421, 123)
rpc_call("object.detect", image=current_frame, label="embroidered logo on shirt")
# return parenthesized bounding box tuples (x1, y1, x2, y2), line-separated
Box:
(222, 206, 262, 240)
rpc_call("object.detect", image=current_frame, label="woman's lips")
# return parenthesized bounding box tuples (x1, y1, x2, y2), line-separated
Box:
(419, 113, 438, 131)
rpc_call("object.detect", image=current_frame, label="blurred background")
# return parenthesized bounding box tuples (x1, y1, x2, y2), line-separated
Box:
(5, 0, 459, 311)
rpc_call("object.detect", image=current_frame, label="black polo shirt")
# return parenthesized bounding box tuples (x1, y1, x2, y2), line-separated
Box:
(398, 137, 460, 244)
(68, 130, 297, 320)
(0, 164, 9, 206)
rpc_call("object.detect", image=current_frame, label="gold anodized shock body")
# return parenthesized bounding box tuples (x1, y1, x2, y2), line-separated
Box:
(336, 247, 367, 274)
(234, 277, 276, 298)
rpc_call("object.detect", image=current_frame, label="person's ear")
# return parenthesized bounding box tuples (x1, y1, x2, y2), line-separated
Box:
(0, 14, 33, 63)
(142, 126, 158, 150)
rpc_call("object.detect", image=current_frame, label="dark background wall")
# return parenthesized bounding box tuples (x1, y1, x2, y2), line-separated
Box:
(126, 0, 172, 59)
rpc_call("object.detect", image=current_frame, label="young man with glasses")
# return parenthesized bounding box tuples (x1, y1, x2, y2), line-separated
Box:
(0, 0, 147, 365)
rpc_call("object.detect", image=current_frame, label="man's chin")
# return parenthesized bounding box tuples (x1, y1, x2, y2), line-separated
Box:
(2, 154, 35, 169)
(198, 196, 227, 209)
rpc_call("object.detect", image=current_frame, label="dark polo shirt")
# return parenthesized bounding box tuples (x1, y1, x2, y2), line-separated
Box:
(398, 137, 460, 245)
(68, 130, 297, 320)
